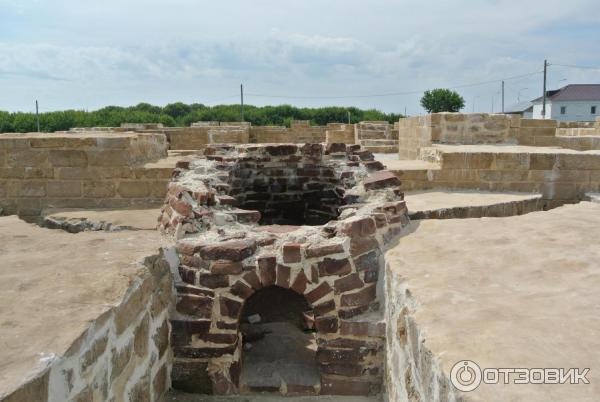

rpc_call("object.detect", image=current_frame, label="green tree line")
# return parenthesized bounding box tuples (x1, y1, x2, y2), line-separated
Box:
(0, 102, 403, 133)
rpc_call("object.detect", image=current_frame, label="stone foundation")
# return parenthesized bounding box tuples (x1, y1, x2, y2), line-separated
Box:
(0, 132, 169, 217)
(1, 250, 176, 402)
(157, 143, 410, 396)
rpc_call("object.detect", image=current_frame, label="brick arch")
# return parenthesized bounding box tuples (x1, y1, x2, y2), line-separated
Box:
(168, 143, 410, 396)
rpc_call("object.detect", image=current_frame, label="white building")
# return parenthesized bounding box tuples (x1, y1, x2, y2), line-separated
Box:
(505, 101, 534, 119)
(531, 84, 600, 121)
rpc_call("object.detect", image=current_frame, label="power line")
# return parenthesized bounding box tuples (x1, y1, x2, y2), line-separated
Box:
(245, 70, 543, 100)
(550, 63, 600, 71)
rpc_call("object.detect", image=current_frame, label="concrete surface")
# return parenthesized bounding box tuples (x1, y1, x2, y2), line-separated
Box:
(387, 202, 600, 401)
(42, 207, 161, 231)
(404, 190, 542, 217)
(0, 216, 164, 397)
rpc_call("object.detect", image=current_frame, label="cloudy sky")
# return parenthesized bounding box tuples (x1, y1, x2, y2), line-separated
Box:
(1, 0, 599, 114)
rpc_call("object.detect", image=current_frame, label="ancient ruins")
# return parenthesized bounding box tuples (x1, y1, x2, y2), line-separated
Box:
(1, 114, 599, 401)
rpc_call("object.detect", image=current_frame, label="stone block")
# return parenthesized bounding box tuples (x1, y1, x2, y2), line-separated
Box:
(48, 150, 88, 167)
(338, 216, 376, 237)
(362, 170, 401, 190)
(87, 150, 130, 166)
(340, 285, 376, 307)
(317, 258, 352, 277)
(9, 150, 49, 170)
(282, 243, 303, 263)
(133, 313, 149, 358)
(110, 341, 133, 382)
(46, 181, 82, 197)
(305, 282, 333, 304)
(340, 320, 386, 338)
(258, 255, 277, 286)
(198, 274, 229, 289)
(231, 280, 254, 299)
(313, 299, 336, 316)
(83, 181, 116, 198)
(117, 181, 150, 198)
(333, 273, 364, 294)
(315, 316, 339, 333)
(176, 295, 214, 318)
(18, 181, 46, 197)
(200, 239, 257, 261)
(276, 264, 291, 288)
(306, 242, 345, 259)
(219, 295, 243, 318)
(290, 270, 309, 294)
(210, 260, 243, 275)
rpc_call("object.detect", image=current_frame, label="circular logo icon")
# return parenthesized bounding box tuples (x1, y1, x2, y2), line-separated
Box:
(450, 360, 482, 392)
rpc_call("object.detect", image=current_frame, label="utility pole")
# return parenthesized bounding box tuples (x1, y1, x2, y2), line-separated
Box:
(347, 111, 351, 124)
(501, 81, 505, 113)
(240, 84, 244, 122)
(541, 59, 548, 119)
(35, 100, 40, 132)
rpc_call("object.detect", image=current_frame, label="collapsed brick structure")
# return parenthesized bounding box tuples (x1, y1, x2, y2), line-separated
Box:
(157, 143, 409, 396)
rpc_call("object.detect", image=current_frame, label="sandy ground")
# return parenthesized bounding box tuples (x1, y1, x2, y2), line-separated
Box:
(387, 202, 600, 401)
(166, 390, 379, 402)
(404, 190, 540, 214)
(0, 216, 164, 397)
(42, 207, 161, 230)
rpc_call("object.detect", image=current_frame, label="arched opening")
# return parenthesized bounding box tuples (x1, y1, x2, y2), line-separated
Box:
(238, 286, 320, 394)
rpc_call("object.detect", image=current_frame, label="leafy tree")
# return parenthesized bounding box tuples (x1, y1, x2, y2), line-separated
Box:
(0, 102, 405, 133)
(420, 89, 465, 113)
(163, 102, 192, 119)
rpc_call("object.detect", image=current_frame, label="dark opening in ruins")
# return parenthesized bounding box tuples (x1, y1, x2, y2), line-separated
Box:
(239, 286, 320, 393)
(228, 163, 344, 226)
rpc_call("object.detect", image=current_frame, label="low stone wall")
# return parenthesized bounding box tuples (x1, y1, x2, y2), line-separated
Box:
(0, 132, 170, 217)
(2, 251, 176, 402)
(326, 124, 355, 144)
(166, 124, 250, 150)
(398, 113, 600, 159)
(398, 146, 600, 206)
(384, 264, 466, 402)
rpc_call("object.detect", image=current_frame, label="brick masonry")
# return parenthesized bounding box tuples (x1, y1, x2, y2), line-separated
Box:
(159, 143, 410, 396)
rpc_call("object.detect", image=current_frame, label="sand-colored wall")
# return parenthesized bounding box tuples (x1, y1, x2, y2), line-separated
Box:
(0, 132, 170, 216)
(395, 147, 600, 206)
(398, 113, 600, 160)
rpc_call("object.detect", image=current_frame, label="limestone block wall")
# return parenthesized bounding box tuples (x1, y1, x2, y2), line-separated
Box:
(355, 121, 392, 143)
(0, 132, 169, 216)
(398, 113, 600, 160)
(384, 265, 467, 402)
(166, 124, 250, 150)
(397, 116, 434, 160)
(1, 251, 177, 402)
(326, 124, 355, 145)
(249, 122, 328, 144)
(401, 147, 600, 206)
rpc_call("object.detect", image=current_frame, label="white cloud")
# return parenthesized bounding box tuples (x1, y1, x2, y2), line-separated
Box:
(1, 0, 599, 113)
